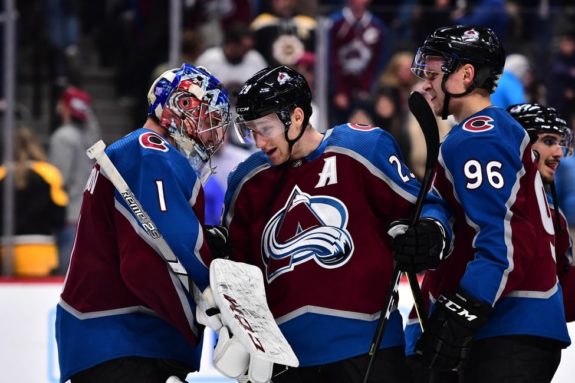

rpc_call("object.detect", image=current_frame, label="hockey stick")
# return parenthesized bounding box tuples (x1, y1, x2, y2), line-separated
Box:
(86, 140, 192, 293)
(362, 91, 440, 383)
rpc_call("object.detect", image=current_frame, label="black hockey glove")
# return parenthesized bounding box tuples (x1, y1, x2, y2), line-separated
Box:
(388, 218, 446, 273)
(204, 225, 231, 259)
(416, 291, 492, 371)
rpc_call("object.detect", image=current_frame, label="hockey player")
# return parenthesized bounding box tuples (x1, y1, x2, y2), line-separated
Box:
(507, 103, 575, 323)
(55, 64, 232, 382)
(222, 65, 449, 382)
(404, 103, 575, 383)
(391, 26, 572, 382)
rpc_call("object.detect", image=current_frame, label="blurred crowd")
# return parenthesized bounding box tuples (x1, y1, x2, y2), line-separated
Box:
(2, 0, 575, 277)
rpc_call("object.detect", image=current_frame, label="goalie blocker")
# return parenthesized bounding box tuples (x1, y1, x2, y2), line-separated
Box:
(197, 259, 299, 383)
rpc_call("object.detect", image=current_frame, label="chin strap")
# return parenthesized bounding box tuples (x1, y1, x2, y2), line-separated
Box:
(440, 74, 477, 120)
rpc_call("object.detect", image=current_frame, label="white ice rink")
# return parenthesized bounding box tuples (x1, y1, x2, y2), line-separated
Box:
(1, 279, 573, 382)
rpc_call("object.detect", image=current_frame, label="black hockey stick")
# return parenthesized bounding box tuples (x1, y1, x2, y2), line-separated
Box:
(362, 91, 440, 383)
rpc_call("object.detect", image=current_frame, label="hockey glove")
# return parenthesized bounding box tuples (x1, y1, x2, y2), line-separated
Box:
(205, 225, 231, 259)
(416, 291, 492, 371)
(388, 218, 446, 273)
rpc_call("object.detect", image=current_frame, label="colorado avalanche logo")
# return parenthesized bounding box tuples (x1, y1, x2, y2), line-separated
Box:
(139, 132, 169, 152)
(462, 29, 480, 42)
(261, 186, 354, 282)
(462, 116, 495, 133)
(277, 71, 291, 85)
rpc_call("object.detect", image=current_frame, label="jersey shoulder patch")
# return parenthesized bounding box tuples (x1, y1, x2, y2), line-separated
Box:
(139, 132, 169, 152)
(462, 115, 495, 133)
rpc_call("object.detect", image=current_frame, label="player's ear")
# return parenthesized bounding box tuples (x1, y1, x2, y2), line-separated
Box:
(462, 64, 474, 84)
(292, 107, 305, 131)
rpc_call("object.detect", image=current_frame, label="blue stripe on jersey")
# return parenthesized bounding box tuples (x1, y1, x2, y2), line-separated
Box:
(279, 310, 405, 366)
(476, 286, 570, 344)
(404, 321, 422, 356)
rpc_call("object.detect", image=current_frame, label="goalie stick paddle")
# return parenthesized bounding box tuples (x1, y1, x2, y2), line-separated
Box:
(362, 91, 440, 383)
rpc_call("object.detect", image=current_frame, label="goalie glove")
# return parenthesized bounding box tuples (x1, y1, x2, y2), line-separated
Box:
(416, 290, 492, 371)
(388, 218, 446, 273)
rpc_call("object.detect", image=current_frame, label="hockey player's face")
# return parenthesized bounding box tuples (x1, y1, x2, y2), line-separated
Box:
(236, 114, 289, 165)
(533, 132, 567, 182)
(419, 56, 448, 115)
(419, 56, 466, 117)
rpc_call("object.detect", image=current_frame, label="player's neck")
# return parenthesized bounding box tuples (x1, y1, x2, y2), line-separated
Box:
(452, 94, 492, 123)
(143, 118, 168, 136)
(291, 127, 323, 160)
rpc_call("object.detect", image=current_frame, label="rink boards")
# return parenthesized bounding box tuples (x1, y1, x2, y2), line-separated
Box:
(1, 278, 573, 383)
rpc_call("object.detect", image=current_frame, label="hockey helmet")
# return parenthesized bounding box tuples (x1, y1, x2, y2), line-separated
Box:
(507, 103, 573, 156)
(412, 25, 505, 94)
(234, 65, 312, 144)
(147, 64, 231, 169)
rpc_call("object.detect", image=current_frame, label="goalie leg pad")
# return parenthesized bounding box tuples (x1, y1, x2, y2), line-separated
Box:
(213, 326, 250, 378)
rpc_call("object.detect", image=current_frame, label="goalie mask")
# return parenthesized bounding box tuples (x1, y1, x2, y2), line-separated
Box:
(147, 64, 231, 180)
(507, 103, 573, 157)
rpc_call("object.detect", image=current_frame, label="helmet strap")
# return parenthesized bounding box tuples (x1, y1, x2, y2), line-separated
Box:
(440, 74, 476, 120)
(279, 108, 308, 164)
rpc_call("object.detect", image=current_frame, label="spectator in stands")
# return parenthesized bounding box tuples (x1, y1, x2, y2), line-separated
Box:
(49, 86, 100, 275)
(293, 51, 320, 130)
(151, 28, 205, 81)
(377, 51, 418, 113)
(547, 24, 575, 124)
(327, 0, 390, 127)
(0, 127, 67, 277)
(196, 22, 268, 97)
(452, 0, 509, 39)
(491, 53, 532, 108)
(411, 0, 454, 46)
(184, 0, 255, 49)
(43, 0, 81, 85)
(375, 51, 418, 163)
(250, 0, 316, 67)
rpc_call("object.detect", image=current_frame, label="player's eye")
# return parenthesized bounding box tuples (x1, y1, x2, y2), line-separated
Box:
(422, 70, 439, 80)
(542, 137, 559, 147)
